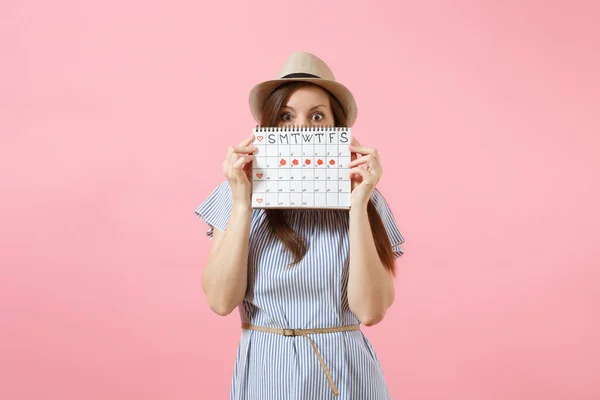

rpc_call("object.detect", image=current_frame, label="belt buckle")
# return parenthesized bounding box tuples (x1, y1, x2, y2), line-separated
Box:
(282, 329, 295, 336)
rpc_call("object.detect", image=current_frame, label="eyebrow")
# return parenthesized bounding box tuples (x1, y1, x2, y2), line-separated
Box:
(281, 104, 328, 111)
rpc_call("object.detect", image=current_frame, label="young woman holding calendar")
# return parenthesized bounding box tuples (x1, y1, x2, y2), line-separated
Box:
(195, 52, 405, 399)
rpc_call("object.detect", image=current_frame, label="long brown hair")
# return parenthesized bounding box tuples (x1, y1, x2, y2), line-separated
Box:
(260, 82, 396, 275)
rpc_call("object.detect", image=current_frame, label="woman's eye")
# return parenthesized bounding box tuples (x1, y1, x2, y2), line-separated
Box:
(281, 113, 293, 121)
(312, 113, 324, 121)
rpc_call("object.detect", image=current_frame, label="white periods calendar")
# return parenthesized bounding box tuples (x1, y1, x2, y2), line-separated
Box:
(251, 126, 352, 209)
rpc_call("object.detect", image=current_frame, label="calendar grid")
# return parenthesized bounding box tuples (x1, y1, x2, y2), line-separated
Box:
(251, 127, 351, 209)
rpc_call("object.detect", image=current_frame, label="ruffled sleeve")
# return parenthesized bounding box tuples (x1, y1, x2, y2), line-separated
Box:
(370, 188, 406, 258)
(194, 180, 233, 240)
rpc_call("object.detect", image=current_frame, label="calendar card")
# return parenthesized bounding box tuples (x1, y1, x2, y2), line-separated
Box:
(251, 127, 352, 209)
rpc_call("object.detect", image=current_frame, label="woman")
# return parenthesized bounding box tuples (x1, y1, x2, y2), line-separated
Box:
(195, 52, 405, 399)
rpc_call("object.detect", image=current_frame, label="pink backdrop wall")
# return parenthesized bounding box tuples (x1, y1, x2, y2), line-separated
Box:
(1, 0, 599, 399)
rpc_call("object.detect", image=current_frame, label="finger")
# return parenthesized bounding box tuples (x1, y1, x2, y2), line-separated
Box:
(237, 134, 255, 147)
(348, 156, 382, 174)
(349, 167, 370, 179)
(350, 138, 360, 162)
(228, 150, 241, 163)
(348, 144, 377, 155)
(349, 166, 377, 184)
(226, 138, 255, 159)
(347, 155, 371, 168)
(233, 155, 255, 168)
(232, 144, 258, 154)
(367, 153, 381, 170)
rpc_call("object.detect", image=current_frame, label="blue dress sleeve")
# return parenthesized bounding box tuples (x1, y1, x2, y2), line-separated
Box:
(370, 188, 406, 258)
(194, 180, 233, 240)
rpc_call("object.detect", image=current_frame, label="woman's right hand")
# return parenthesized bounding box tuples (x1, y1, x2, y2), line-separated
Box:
(222, 134, 256, 207)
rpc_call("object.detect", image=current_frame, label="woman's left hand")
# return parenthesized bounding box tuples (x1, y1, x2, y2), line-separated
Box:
(348, 137, 383, 208)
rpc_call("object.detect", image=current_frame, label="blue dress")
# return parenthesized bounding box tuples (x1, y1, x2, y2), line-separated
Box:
(195, 180, 405, 399)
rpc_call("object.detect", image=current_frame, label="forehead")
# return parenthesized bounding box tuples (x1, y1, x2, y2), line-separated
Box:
(283, 85, 331, 108)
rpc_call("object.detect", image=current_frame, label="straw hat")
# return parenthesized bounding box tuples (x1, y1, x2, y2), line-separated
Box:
(249, 52, 358, 127)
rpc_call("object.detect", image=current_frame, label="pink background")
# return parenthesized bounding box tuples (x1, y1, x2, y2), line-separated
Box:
(1, 0, 599, 399)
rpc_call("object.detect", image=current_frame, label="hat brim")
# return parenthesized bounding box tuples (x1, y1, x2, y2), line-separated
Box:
(249, 78, 357, 127)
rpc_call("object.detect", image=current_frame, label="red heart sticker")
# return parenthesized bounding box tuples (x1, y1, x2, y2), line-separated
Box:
(257, 136, 264, 142)
(256, 173, 263, 178)
(256, 198, 263, 203)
